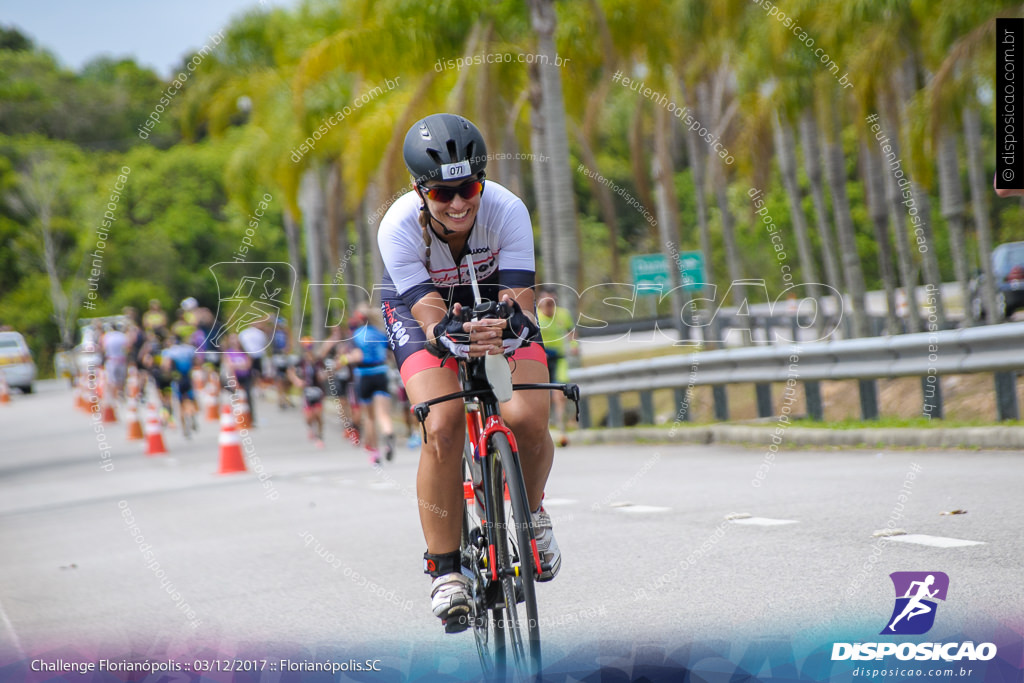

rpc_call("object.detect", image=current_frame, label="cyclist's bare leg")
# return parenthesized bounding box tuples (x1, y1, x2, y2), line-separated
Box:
(501, 359, 554, 511)
(373, 394, 393, 437)
(405, 365, 465, 554)
(312, 404, 323, 439)
(361, 400, 378, 451)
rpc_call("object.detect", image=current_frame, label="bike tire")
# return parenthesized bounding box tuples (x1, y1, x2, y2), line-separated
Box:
(460, 446, 494, 677)
(488, 432, 541, 677)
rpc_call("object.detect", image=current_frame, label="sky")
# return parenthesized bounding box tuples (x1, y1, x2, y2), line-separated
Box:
(0, 0, 295, 77)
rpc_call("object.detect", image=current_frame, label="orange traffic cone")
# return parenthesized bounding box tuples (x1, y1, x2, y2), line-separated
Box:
(0, 374, 11, 404)
(237, 390, 252, 429)
(125, 402, 144, 440)
(144, 403, 168, 456)
(217, 404, 247, 474)
(101, 389, 118, 423)
(205, 374, 221, 421)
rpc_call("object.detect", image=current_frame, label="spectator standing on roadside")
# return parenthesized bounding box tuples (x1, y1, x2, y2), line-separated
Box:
(142, 299, 168, 334)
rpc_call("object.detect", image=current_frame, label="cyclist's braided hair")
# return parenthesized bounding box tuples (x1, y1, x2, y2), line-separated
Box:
(419, 202, 433, 273)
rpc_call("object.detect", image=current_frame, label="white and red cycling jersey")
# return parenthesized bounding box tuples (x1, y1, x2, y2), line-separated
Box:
(376, 180, 545, 381)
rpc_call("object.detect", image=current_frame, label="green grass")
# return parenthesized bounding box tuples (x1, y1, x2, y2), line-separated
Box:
(787, 416, 1024, 430)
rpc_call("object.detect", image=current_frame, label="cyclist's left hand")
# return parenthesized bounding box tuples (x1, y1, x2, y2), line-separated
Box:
(499, 295, 540, 355)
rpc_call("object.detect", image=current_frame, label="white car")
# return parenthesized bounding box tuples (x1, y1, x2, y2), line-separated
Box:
(0, 331, 37, 394)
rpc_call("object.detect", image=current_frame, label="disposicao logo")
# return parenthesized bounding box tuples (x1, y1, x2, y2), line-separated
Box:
(832, 571, 997, 662)
(882, 571, 948, 635)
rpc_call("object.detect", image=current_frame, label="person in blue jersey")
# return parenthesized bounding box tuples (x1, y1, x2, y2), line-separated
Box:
(377, 113, 559, 633)
(161, 335, 198, 437)
(344, 308, 395, 465)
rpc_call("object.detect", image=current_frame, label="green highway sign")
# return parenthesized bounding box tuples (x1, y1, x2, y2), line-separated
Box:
(677, 251, 705, 292)
(630, 252, 705, 295)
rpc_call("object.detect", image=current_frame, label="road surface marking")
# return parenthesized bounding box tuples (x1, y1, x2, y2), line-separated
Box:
(881, 534, 984, 548)
(540, 498, 577, 506)
(728, 517, 799, 526)
(614, 504, 672, 514)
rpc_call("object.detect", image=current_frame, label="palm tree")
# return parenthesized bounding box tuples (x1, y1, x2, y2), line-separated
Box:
(799, 110, 843, 298)
(963, 106, 1000, 322)
(936, 128, 973, 325)
(527, 0, 581, 317)
(859, 140, 900, 335)
(821, 96, 869, 338)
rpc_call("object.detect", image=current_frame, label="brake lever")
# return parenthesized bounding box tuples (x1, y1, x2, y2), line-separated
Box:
(563, 384, 581, 422)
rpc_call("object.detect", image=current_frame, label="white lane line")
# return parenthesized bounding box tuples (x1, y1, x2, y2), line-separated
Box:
(728, 517, 799, 526)
(540, 498, 577, 507)
(614, 505, 672, 514)
(881, 534, 985, 548)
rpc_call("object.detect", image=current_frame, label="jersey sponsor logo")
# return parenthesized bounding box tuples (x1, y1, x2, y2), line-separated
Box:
(429, 255, 497, 286)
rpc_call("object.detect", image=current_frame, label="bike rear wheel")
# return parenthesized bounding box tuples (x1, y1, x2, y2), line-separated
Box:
(461, 446, 495, 677)
(488, 432, 541, 677)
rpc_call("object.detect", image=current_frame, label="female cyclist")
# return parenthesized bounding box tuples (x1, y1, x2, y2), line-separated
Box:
(378, 113, 560, 633)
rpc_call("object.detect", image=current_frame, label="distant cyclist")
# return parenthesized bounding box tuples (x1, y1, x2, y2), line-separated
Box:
(320, 323, 360, 445)
(222, 333, 255, 425)
(378, 113, 559, 632)
(270, 316, 293, 410)
(345, 309, 395, 464)
(100, 321, 130, 400)
(288, 336, 327, 447)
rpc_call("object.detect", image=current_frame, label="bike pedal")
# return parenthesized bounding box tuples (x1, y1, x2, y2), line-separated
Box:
(444, 613, 471, 634)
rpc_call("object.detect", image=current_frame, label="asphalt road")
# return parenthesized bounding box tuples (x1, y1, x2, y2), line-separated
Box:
(1, 381, 1021, 680)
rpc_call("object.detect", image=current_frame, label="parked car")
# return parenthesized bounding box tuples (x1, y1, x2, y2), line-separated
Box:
(970, 241, 1024, 322)
(0, 331, 37, 393)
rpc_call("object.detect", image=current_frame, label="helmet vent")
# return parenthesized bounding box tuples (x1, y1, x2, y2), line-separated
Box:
(445, 139, 459, 163)
(426, 148, 443, 165)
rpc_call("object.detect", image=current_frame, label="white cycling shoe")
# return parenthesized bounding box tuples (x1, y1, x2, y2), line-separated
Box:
(533, 507, 561, 582)
(430, 572, 472, 632)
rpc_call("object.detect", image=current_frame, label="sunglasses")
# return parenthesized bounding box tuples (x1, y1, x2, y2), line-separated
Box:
(418, 179, 484, 203)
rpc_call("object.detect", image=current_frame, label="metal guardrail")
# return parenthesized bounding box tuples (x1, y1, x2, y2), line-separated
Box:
(569, 322, 1024, 427)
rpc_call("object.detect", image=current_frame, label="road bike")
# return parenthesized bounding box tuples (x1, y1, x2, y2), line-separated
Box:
(412, 300, 579, 680)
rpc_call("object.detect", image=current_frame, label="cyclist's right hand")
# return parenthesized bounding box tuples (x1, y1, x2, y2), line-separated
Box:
(432, 303, 505, 358)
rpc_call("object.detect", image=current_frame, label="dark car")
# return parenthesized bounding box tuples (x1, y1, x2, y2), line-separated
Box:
(970, 241, 1024, 322)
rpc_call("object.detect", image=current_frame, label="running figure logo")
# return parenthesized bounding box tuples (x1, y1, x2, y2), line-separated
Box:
(207, 262, 296, 351)
(881, 571, 949, 635)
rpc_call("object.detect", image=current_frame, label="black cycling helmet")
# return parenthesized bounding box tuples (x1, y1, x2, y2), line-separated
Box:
(403, 113, 487, 186)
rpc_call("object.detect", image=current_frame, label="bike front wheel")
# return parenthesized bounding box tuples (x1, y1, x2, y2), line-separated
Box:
(488, 431, 541, 678)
